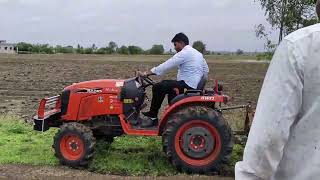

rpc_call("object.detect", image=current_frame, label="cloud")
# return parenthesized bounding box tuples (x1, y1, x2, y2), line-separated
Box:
(0, 0, 275, 51)
(211, 0, 234, 8)
(0, 0, 8, 3)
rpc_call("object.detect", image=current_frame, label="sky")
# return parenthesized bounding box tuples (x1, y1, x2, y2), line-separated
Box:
(0, 0, 278, 52)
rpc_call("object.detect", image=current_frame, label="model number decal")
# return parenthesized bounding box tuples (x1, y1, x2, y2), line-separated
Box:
(201, 96, 215, 101)
(123, 99, 134, 104)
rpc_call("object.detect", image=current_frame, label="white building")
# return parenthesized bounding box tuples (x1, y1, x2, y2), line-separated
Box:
(0, 40, 17, 54)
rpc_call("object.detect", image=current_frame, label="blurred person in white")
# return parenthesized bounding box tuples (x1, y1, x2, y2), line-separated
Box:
(235, 0, 320, 179)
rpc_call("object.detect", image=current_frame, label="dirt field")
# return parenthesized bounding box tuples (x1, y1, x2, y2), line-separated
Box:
(0, 54, 268, 179)
(0, 164, 235, 180)
(0, 54, 268, 124)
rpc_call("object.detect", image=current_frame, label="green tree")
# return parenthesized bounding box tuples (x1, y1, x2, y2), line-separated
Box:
(257, 0, 317, 43)
(55, 45, 63, 53)
(255, 24, 277, 60)
(117, 45, 129, 54)
(84, 48, 93, 54)
(92, 44, 97, 53)
(55, 45, 74, 53)
(64, 46, 74, 53)
(17, 42, 33, 52)
(96, 48, 107, 54)
(40, 44, 54, 54)
(31, 44, 41, 53)
(149, 44, 164, 55)
(192, 41, 206, 54)
(108, 41, 118, 53)
(128, 46, 143, 54)
(76, 44, 84, 54)
(236, 49, 244, 55)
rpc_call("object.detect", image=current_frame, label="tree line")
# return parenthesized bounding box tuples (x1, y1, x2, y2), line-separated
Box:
(16, 41, 210, 55)
(255, 0, 318, 60)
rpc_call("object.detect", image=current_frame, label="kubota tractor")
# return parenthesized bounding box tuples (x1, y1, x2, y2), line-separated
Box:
(33, 72, 252, 173)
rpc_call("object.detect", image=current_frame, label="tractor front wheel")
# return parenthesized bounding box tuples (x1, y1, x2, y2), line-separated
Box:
(162, 106, 233, 173)
(53, 122, 96, 167)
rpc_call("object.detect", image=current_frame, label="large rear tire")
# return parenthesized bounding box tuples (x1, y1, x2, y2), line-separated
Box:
(162, 105, 233, 173)
(53, 122, 96, 167)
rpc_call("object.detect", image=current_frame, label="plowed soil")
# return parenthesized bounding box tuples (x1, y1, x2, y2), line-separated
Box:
(0, 54, 268, 123)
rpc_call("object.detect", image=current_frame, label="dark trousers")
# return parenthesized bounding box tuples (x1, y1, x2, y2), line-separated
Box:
(149, 80, 192, 117)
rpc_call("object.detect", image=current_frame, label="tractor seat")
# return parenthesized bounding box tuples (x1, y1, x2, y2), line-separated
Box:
(183, 75, 207, 94)
(170, 75, 208, 105)
(196, 74, 208, 90)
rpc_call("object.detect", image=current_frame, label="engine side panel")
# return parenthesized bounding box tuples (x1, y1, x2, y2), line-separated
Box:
(77, 94, 122, 121)
(61, 80, 124, 121)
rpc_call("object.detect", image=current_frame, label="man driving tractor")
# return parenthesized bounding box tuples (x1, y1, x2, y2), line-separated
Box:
(140, 32, 209, 127)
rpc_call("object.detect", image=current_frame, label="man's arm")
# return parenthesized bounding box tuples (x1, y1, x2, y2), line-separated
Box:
(235, 40, 304, 179)
(150, 51, 186, 75)
(202, 57, 209, 76)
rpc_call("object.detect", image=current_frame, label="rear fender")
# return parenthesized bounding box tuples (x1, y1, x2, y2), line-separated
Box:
(158, 95, 228, 135)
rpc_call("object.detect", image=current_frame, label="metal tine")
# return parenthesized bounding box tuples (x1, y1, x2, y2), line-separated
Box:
(46, 95, 60, 99)
(46, 97, 59, 103)
(46, 95, 60, 101)
(46, 101, 58, 105)
(46, 101, 57, 106)
(46, 100, 58, 104)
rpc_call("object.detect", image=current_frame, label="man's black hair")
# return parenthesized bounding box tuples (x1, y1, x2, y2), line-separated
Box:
(171, 32, 189, 45)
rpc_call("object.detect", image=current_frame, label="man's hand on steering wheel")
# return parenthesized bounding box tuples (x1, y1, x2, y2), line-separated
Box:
(136, 70, 156, 87)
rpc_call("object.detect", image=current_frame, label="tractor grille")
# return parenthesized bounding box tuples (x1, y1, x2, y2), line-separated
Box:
(61, 90, 70, 115)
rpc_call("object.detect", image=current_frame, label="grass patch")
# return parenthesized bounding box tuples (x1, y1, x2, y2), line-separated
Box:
(89, 136, 176, 176)
(0, 115, 244, 176)
(0, 115, 57, 165)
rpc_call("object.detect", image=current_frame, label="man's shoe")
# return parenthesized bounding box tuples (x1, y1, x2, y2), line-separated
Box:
(141, 116, 158, 128)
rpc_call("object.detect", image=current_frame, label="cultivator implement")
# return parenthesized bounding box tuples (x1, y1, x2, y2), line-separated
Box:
(219, 102, 255, 135)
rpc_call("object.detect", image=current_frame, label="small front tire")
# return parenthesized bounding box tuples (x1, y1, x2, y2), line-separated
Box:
(53, 122, 96, 167)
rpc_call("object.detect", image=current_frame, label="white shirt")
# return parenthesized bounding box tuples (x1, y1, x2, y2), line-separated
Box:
(235, 23, 320, 180)
(151, 45, 209, 89)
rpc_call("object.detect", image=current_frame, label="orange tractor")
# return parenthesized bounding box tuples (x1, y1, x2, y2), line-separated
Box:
(33, 73, 252, 173)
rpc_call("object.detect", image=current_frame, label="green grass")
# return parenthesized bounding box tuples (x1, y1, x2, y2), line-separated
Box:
(222, 144, 244, 175)
(0, 115, 57, 165)
(89, 136, 176, 175)
(0, 115, 244, 176)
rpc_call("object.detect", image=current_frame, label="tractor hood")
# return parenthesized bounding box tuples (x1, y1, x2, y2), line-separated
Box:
(64, 79, 125, 93)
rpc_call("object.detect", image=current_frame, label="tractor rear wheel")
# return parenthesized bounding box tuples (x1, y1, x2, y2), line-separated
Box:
(53, 122, 96, 167)
(162, 105, 233, 173)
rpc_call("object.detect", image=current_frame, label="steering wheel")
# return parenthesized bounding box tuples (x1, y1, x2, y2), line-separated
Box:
(142, 75, 155, 85)
(136, 71, 155, 88)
